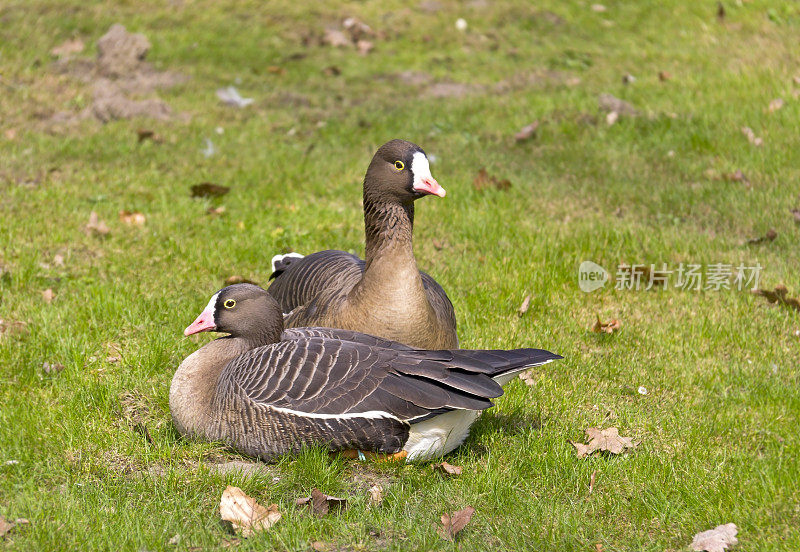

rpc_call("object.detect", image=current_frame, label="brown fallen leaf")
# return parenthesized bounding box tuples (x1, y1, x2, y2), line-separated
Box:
(207, 206, 226, 216)
(598, 94, 637, 117)
(50, 38, 84, 58)
(3, 128, 17, 140)
(224, 275, 259, 286)
(266, 65, 286, 75)
(0, 516, 14, 538)
(751, 284, 800, 313)
(323, 28, 350, 48)
(367, 484, 384, 506)
(569, 427, 637, 458)
(768, 98, 784, 113)
(473, 167, 512, 192)
(219, 486, 281, 537)
(724, 169, 748, 184)
(296, 488, 346, 517)
(591, 315, 621, 334)
(106, 342, 122, 363)
(136, 129, 163, 143)
(433, 462, 463, 476)
(323, 65, 341, 77)
(42, 288, 55, 304)
(438, 506, 475, 541)
(53, 253, 65, 267)
(119, 210, 146, 226)
(790, 208, 800, 225)
(85, 211, 110, 236)
(0, 319, 28, 339)
(716, 1, 725, 20)
(691, 523, 738, 552)
(588, 470, 596, 494)
(518, 369, 537, 386)
(357, 40, 374, 56)
(745, 228, 777, 245)
(191, 183, 230, 198)
(514, 121, 539, 142)
(517, 294, 532, 317)
(311, 542, 331, 552)
(42, 361, 65, 375)
(741, 126, 763, 146)
(658, 71, 671, 81)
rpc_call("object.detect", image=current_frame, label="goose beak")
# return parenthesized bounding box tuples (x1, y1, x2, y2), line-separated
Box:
(184, 310, 216, 336)
(413, 176, 446, 198)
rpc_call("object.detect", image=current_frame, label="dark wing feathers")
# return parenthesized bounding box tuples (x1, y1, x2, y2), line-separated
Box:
(281, 327, 414, 351)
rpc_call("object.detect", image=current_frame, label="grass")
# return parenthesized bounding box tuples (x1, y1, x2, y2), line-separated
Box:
(1, 0, 799, 549)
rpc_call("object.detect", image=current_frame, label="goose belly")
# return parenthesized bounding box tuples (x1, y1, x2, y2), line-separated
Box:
(403, 410, 480, 461)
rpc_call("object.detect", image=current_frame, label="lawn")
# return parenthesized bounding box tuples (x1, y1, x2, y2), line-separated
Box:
(1, 0, 798, 550)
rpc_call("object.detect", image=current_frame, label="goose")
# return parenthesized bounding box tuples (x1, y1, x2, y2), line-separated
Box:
(267, 139, 458, 350)
(170, 284, 561, 462)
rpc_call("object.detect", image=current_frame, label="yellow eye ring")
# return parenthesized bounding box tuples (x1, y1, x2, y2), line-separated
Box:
(224, 299, 236, 309)
(394, 160, 404, 171)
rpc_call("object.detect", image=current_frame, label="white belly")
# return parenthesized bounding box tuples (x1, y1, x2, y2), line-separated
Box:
(403, 410, 481, 461)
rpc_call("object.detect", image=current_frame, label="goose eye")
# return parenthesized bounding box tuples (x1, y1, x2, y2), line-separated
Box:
(224, 299, 236, 309)
(394, 160, 404, 171)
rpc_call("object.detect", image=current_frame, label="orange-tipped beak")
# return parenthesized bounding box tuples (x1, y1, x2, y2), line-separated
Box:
(184, 310, 216, 336)
(413, 176, 446, 198)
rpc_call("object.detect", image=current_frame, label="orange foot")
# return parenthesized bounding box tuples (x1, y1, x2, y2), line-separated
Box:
(338, 450, 408, 462)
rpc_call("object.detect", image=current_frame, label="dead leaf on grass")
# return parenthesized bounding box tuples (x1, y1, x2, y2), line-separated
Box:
(724, 170, 748, 184)
(745, 228, 777, 245)
(768, 98, 784, 113)
(357, 40, 374, 56)
(296, 488, 346, 517)
(598, 93, 637, 117)
(323, 65, 341, 76)
(220, 486, 281, 537)
(119, 210, 146, 226)
(323, 28, 351, 48)
(51, 38, 85, 58)
(716, 2, 725, 21)
(514, 121, 539, 142)
(433, 462, 463, 476)
(367, 484, 384, 506)
(136, 129, 163, 143)
(207, 206, 226, 216)
(569, 427, 637, 458)
(0, 319, 28, 339)
(266, 65, 286, 75)
(588, 470, 596, 493)
(0, 516, 28, 538)
(438, 506, 475, 541)
(591, 315, 621, 334)
(311, 542, 332, 552)
(42, 361, 65, 375)
(741, 126, 763, 146)
(691, 523, 738, 552)
(473, 167, 511, 192)
(517, 294, 532, 317)
(658, 71, 671, 81)
(191, 182, 230, 198)
(518, 369, 537, 386)
(789, 208, 800, 225)
(84, 211, 110, 236)
(42, 288, 55, 304)
(751, 284, 800, 313)
(53, 253, 65, 267)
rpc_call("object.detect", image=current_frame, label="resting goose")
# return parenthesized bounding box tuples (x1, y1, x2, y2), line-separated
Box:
(268, 139, 458, 350)
(170, 284, 561, 462)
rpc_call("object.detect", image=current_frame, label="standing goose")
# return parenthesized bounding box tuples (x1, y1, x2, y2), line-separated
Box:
(170, 284, 561, 462)
(268, 139, 458, 350)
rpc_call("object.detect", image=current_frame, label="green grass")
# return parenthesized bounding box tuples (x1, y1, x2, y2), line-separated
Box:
(1, 0, 799, 550)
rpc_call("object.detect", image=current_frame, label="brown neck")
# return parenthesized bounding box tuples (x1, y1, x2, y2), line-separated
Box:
(363, 196, 415, 267)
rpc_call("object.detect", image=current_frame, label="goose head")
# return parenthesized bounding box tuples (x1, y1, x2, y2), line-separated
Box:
(364, 139, 445, 204)
(184, 284, 284, 346)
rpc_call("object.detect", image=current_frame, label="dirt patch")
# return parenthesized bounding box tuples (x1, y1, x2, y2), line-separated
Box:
(346, 463, 397, 494)
(205, 460, 278, 478)
(50, 23, 186, 125)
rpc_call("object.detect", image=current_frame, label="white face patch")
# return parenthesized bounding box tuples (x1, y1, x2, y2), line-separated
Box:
(203, 291, 220, 318)
(410, 151, 432, 190)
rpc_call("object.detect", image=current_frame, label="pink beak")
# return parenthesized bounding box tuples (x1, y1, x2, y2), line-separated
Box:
(184, 309, 216, 336)
(413, 177, 446, 198)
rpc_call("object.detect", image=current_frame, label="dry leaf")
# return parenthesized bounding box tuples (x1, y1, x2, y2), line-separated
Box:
(51, 38, 84, 58)
(219, 486, 281, 537)
(105, 342, 122, 364)
(658, 71, 671, 81)
(85, 211, 110, 236)
(323, 65, 341, 76)
(0, 319, 28, 339)
(716, 2, 725, 20)
(518, 369, 536, 386)
(43, 361, 65, 375)
(4, 128, 17, 140)
(591, 4, 607, 12)
(473, 168, 512, 192)
(42, 288, 54, 304)
(357, 40, 374, 56)
(691, 523, 738, 552)
(570, 427, 637, 458)
(266, 65, 286, 75)
(724, 170, 748, 184)
(433, 462, 463, 476)
(741, 126, 763, 146)
(605, 111, 619, 126)
(517, 294, 532, 316)
(53, 254, 65, 267)
(191, 182, 230, 198)
(622, 73, 635, 84)
(751, 285, 800, 313)
(514, 121, 539, 142)
(367, 485, 384, 506)
(323, 29, 350, 48)
(789, 208, 800, 225)
(768, 98, 784, 113)
(589, 470, 596, 493)
(591, 315, 621, 334)
(598, 94, 637, 116)
(438, 506, 475, 541)
(311, 542, 331, 552)
(207, 206, 226, 216)
(136, 129, 163, 143)
(0, 516, 14, 538)
(745, 228, 777, 245)
(296, 488, 346, 517)
(119, 210, 146, 226)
